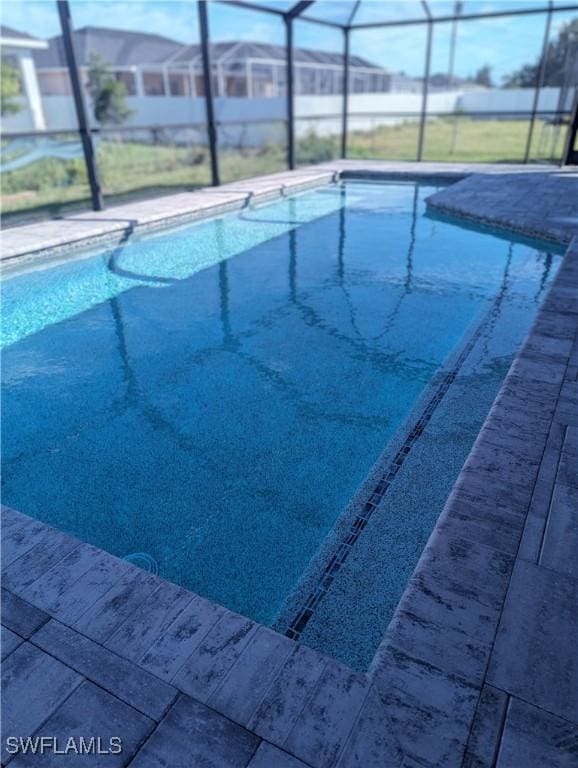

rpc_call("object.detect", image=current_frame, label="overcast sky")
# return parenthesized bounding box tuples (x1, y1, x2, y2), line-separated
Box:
(2, 1, 575, 81)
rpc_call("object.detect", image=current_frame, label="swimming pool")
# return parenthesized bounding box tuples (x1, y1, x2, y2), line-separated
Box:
(1, 180, 562, 668)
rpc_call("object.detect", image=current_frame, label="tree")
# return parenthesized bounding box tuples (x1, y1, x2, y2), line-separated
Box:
(474, 65, 493, 88)
(1, 58, 23, 116)
(503, 18, 578, 87)
(86, 50, 133, 125)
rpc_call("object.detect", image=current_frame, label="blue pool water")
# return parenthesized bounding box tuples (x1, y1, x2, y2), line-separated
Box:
(1, 181, 561, 663)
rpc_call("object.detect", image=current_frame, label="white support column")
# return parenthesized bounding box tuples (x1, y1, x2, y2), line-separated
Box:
(217, 62, 225, 97)
(19, 52, 47, 131)
(135, 67, 145, 97)
(189, 63, 196, 97)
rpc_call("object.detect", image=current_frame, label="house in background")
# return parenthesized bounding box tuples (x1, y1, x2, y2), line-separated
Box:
(31, 25, 390, 103)
(0, 25, 48, 131)
(2, 23, 565, 149)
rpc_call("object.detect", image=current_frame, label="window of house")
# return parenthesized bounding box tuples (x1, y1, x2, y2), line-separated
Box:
(318, 68, 335, 95)
(38, 70, 72, 95)
(142, 71, 165, 96)
(251, 64, 274, 98)
(168, 71, 191, 96)
(275, 64, 287, 97)
(351, 73, 368, 93)
(113, 70, 137, 96)
(194, 73, 220, 97)
(194, 74, 205, 96)
(221, 62, 244, 97)
(225, 75, 248, 97)
(298, 67, 316, 94)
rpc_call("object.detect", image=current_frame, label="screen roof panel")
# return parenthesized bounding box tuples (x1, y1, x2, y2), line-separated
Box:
(301, 0, 359, 24)
(224, 0, 569, 27)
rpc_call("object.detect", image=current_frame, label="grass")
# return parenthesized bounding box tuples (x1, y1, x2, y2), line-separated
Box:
(348, 117, 567, 163)
(1, 118, 565, 225)
(1, 139, 288, 225)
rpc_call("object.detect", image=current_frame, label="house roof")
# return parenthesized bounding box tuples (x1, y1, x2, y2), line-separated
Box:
(170, 40, 381, 70)
(1, 25, 40, 40)
(1, 25, 48, 49)
(32, 25, 384, 71)
(33, 26, 183, 68)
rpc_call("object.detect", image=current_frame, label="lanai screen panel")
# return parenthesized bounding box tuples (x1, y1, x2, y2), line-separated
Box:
(1, 1, 90, 223)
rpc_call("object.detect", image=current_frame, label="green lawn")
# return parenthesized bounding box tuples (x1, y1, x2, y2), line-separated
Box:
(348, 117, 566, 163)
(1, 118, 565, 225)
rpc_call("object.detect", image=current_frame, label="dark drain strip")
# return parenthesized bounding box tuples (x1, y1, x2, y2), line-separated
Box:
(285, 294, 503, 641)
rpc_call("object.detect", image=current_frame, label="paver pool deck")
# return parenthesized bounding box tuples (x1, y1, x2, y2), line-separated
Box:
(1, 161, 578, 767)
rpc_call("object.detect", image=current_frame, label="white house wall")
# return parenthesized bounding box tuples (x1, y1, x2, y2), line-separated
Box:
(3, 87, 567, 148)
(459, 86, 564, 114)
(19, 53, 47, 130)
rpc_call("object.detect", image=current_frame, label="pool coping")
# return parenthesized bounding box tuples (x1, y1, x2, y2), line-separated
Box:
(2, 162, 578, 767)
(1, 160, 572, 268)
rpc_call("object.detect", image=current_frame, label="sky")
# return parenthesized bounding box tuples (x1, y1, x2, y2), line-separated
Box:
(2, 1, 576, 81)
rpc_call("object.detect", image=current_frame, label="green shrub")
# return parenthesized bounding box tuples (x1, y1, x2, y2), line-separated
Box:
(297, 131, 337, 164)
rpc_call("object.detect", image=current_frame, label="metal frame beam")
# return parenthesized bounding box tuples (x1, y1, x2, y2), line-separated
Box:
(290, 0, 350, 30)
(351, 4, 578, 29)
(57, 0, 103, 211)
(287, 1, 315, 19)
(217, 0, 348, 29)
(346, 1, 361, 29)
(295, 15, 346, 30)
(524, 3, 553, 163)
(221, 0, 286, 16)
(198, 0, 220, 186)
(21, 0, 578, 223)
(417, 1, 432, 161)
(286, 15, 295, 169)
(341, 27, 350, 159)
(562, 91, 578, 165)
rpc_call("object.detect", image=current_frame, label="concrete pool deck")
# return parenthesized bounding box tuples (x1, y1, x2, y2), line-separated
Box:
(2, 160, 575, 264)
(2, 162, 578, 766)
